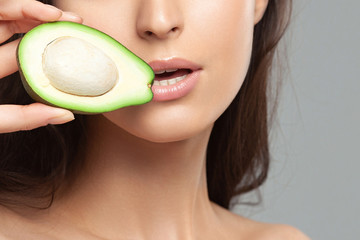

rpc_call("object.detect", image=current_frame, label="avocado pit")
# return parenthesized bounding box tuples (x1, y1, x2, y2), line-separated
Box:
(42, 36, 118, 96)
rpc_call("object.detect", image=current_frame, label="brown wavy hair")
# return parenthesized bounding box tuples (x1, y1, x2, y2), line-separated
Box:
(0, 0, 292, 209)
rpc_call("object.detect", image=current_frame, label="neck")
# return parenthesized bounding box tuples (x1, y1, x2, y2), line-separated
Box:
(52, 115, 219, 240)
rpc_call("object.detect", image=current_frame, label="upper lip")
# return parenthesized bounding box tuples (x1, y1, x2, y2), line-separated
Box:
(148, 57, 202, 73)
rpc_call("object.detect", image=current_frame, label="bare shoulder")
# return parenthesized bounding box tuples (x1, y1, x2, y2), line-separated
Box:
(0, 209, 14, 240)
(0, 206, 51, 240)
(253, 223, 311, 240)
(211, 203, 311, 240)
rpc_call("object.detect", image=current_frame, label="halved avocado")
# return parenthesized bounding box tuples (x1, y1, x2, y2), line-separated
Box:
(17, 21, 154, 114)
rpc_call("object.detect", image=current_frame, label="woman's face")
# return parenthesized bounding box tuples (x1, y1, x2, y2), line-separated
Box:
(53, 0, 268, 142)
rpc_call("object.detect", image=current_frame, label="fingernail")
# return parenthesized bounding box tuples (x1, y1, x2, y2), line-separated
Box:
(44, 4, 62, 15)
(61, 12, 83, 22)
(48, 111, 75, 125)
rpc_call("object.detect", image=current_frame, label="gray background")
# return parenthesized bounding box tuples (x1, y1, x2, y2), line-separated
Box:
(232, 0, 360, 239)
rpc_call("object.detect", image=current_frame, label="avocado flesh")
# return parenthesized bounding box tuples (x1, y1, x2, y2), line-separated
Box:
(17, 21, 154, 114)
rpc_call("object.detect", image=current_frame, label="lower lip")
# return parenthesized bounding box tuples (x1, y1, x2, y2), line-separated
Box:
(151, 70, 201, 102)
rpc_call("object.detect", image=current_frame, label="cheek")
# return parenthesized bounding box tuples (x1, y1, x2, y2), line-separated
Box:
(53, 1, 135, 43)
(193, 4, 254, 119)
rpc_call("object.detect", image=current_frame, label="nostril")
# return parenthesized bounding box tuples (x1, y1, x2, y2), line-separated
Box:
(141, 26, 181, 39)
(145, 31, 153, 36)
(170, 27, 180, 34)
(144, 28, 177, 37)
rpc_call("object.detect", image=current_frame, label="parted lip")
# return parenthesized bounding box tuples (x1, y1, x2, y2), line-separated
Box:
(148, 57, 202, 73)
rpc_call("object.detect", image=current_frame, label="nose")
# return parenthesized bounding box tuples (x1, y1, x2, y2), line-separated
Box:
(136, 0, 183, 40)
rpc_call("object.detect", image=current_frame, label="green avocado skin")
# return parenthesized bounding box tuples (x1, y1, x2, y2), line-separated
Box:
(16, 21, 154, 115)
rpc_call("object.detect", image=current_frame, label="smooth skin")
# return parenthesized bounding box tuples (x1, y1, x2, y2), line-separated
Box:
(0, 0, 310, 239)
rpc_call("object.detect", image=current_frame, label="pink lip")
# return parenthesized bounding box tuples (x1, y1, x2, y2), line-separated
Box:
(148, 58, 202, 102)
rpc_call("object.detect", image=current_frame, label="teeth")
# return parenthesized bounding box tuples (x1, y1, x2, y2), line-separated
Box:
(153, 74, 187, 86)
(154, 69, 179, 74)
(168, 78, 177, 85)
(166, 69, 177, 73)
(160, 80, 168, 86)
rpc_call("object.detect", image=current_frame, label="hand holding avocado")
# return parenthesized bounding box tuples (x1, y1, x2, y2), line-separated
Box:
(1, 0, 154, 133)
(0, 0, 78, 133)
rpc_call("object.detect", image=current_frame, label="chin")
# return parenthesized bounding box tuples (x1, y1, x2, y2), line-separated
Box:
(128, 127, 200, 144)
(101, 104, 213, 144)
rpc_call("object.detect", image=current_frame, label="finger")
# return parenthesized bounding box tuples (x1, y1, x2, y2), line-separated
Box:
(0, 19, 41, 43)
(0, 13, 82, 46)
(59, 12, 83, 23)
(0, 39, 19, 79)
(0, 0, 62, 22)
(0, 21, 15, 43)
(0, 103, 75, 133)
(0, 11, 82, 43)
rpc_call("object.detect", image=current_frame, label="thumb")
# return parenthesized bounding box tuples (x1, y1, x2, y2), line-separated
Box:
(0, 103, 75, 133)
